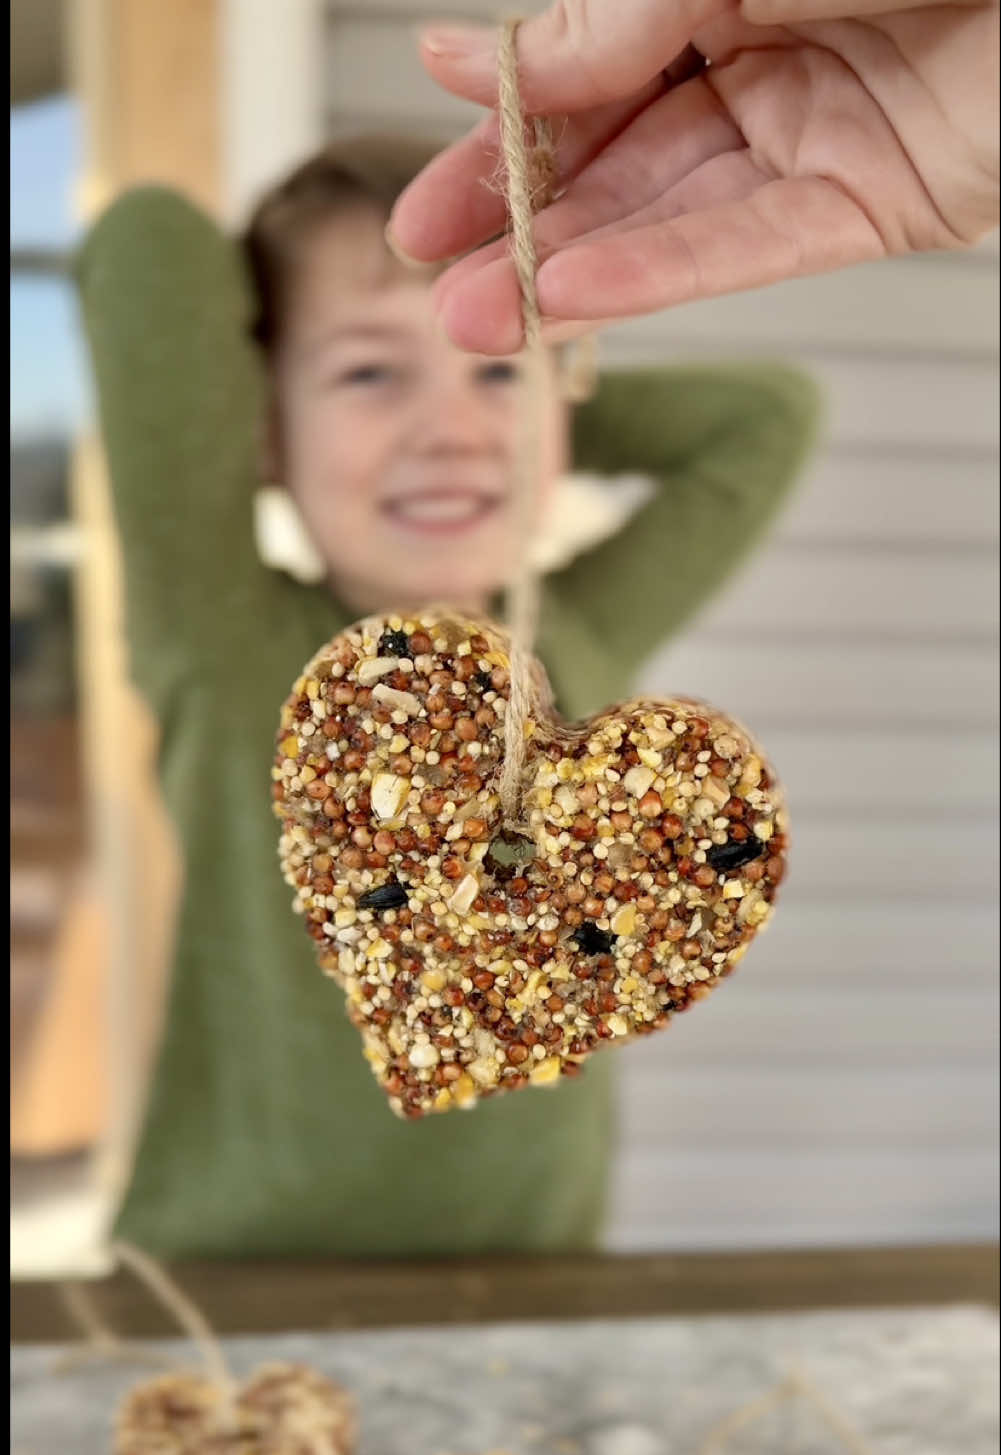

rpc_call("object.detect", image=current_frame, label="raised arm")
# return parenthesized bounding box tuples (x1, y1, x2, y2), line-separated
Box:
(76, 187, 265, 696)
(549, 364, 820, 678)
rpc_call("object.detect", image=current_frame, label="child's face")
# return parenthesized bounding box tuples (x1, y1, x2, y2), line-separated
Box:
(271, 207, 569, 614)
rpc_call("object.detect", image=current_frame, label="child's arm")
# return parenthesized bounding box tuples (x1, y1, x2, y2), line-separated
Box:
(550, 365, 821, 678)
(76, 187, 265, 698)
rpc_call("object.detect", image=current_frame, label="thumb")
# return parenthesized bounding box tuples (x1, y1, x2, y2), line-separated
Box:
(419, 0, 725, 114)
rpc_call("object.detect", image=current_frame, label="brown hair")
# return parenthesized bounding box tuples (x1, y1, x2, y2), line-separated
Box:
(242, 133, 449, 352)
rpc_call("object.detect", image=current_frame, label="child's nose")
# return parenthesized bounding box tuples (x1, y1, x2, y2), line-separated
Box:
(415, 377, 497, 454)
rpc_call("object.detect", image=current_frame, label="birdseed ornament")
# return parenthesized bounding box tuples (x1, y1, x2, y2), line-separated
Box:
(53, 1243, 357, 1455)
(116, 1363, 357, 1455)
(273, 609, 787, 1120)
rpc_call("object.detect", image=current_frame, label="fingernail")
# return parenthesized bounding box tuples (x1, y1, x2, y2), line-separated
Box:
(419, 23, 494, 59)
(384, 222, 418, 266)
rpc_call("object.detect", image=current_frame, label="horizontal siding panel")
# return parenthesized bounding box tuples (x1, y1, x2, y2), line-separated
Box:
(619, 1064, 1000, 1149)
(600, 348, 999, 451)
(637, 639, 998, 730)
(606, 1148, 998, 1250)
(695, 550, 998, 639)
(778, 817, 996, 898)
(763, 357, 999, 452)
(617, 985, 999, 1069)
(328, 18, 484, 130)
(607, 261, 999, 357)
(756, 729, 998, 814)
(743, 900, 997, 983)
(776, 453, 999, 549)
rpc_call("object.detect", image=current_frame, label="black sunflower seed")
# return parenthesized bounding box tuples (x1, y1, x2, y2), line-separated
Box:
(357, 879, 409, 912)
(571, 922, 617, 956)
(377, 629, 412, 659)
(706, 835, 766, 873)
(473, 671, 494, 694)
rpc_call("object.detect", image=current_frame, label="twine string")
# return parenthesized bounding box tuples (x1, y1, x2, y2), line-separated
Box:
(495, 17, 554, 827)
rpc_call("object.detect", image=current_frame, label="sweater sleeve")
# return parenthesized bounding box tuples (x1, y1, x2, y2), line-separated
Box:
(550, 364, 821, 678)
(75, 186, 267, 698)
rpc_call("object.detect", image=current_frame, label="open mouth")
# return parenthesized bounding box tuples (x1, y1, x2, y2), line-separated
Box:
(380, 490, 505, 536)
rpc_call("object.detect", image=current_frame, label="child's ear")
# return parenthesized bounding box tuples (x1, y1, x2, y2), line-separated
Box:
(559, 336, 598, 404)
(259, 395, 285, 487)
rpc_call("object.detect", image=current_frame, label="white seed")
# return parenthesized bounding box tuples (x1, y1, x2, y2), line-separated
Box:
(623, 764, 655, 799)
(371, 772, 409, 820)
(372, 682, 421, 716)
(357, 656, 398, 685)
(555, 784, 580, 816)
(447, 873, 480, 916)
(738, 755, 763, 792)
(408, 1043, 440, 1069)
(703, 776, 731, 809)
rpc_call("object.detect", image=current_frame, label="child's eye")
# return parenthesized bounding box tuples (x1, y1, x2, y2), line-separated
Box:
(339, 363, 398, 387)
(477, 361, 519, 385)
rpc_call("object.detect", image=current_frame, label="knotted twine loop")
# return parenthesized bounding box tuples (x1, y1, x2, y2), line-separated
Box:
(54, 1242, 237, 1428)
(496, 17, 555, 828)
(112, 1240, 237, 1408)
(698, 1366, 874, 1455)
(55, 1244, 354, 1453)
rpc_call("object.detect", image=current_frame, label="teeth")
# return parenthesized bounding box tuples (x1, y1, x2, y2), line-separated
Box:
(389, 495, 493, 525)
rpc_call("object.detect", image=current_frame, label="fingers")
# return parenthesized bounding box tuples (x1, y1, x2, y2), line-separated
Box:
(389, 86, 660, 263)
(541, 175, 887, 313)
(744, 0, 960, 19)
(416, 0, 727, 114)
(394, 74, 742, 280)
(428, 85, 754, 351)
(436, 175, 887, 352)
(505, 80, 746, 260)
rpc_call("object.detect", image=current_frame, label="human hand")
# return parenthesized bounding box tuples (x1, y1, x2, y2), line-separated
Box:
(389, 0, 1000, 352)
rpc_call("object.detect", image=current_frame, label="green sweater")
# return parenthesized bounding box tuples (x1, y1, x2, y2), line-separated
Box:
(78, 188, 818, 1259)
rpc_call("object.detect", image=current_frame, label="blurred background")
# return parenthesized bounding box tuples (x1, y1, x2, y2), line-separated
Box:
(10, 0, 1000, 1275)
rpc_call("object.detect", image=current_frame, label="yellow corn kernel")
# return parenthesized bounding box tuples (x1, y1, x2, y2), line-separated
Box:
(529, 1056, 562, 1086)
(611, 904, 637, 936)
(523, 970, 545, 1002)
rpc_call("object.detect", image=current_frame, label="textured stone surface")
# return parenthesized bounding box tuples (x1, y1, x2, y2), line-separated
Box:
(12, 1305, 999, 1454)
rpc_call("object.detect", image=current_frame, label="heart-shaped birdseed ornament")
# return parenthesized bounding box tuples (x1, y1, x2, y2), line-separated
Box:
(115, 1364, 356, 1454)
(274, 610, 788, 1119)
